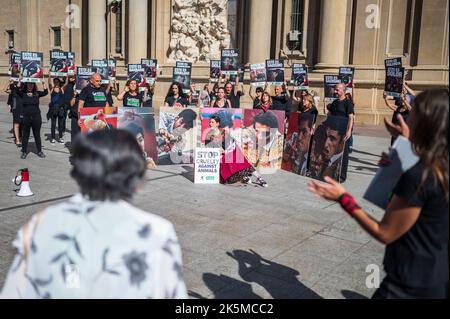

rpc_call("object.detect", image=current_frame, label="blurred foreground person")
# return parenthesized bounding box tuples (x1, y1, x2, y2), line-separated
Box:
(309, 89, 449, 299)
(1, 130, 187, 299)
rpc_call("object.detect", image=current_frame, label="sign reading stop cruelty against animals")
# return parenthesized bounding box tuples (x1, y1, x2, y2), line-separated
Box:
(194, 148, 221, 184)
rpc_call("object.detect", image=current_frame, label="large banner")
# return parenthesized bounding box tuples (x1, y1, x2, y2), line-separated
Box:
(76, 66, 94, 93)
(173, 61, 192, 93)
(8, 52, 21, 81)
(194, 148, 221, 184)
(79, 107, 118, 133)
(157, 107, 199, 165)
(308, 115, 349, 182)
(67, 52, 76, 75)
(339, 67, 354, 94)
(282, 112, 315, 175)
(20, 51, 44, 83)
(221, 49, 240, 75)
(242, 109, 285, 171)
(266, 59, 285, 86)
(291, 64, 309, 90)
(141, 59, 158, 85)
(49, 50, 68, 77)
(210, 60, 221, 83)
(127, 64, 147, 92)
(384, 66, 404, 98)
(323, 75, 341, 102)
(200, 108, 242, 146)
(118, 107, 158, 169)
(91, 59, 109, 84)
(250, 63, 267, 87)
(107, 59, 117, 81)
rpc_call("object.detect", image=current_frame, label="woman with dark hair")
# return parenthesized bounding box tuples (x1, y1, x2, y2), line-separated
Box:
(309, 89, 449, 299)
(164, 82, 188, 108)
(211, 87, 231, 108)
(259, 92, 273, 112)
(143, 82, 155, 108)
(249, 85, 267, 109)
(1, 130, 187, 299)
(17, 82, 48, 159)
(48, 77, 65, 144)
(117, 79, 147, 108)
(5, 80, 22, 146)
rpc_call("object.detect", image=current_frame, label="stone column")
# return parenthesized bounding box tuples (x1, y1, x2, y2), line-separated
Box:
(89, 0, 107, 61)
(128, 0, 148, 63)
(317, 0, 350, 67)
(247, 0, 273, 63)
(20, 0, 40, 51)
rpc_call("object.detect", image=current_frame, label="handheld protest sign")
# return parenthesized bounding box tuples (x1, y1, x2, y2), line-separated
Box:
(384, 67, 404, 98)
(323, 75, 341, 103)
(266, 60, 285, 86)
(127, 64, 147, 92)
(91, 59, 109, 84)
(221, 49, 240, 75)
(20, 51, 44, 83)
(291, 64, 309, 90)
(339, 67, 354, 94)
(49, 50, 68, 77)
(67, 52, 76, 75)
(210, 60, 221, 83)
(142, 59, 158, 85)
(250, 63, 267, 87)
(8, 52, 21, 81)
(173, 61, 192, 93)
(108, 59, 117, 81)
(76, 67, 94, 93)
(194, 148, 221, 184)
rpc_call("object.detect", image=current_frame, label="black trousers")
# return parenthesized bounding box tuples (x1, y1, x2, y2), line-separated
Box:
(21, 112, 42, 154)
(70, 116, 80, 146)
(372, 275, 448, 299)
(51, 115, 65, 140)
(340, 142, 350, 182)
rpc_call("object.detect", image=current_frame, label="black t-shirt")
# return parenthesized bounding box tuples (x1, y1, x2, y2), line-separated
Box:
(79, 85, 108, 108)
(253, 97, 262, 109)
(123, 92, 143, 108)
(300, 105, 319, 117)
(271, 94, 291, 118)
(227, 91, 244, 109)
(384, 162, 449, 288)
(143, 91, 153, 108)
(18, 89, 48, 115)
(327, 98, 355, 118)
(165, 95, 189, 107)
(63, 82, 75, 107)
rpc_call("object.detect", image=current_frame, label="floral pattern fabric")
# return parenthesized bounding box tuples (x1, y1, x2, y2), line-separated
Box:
(0, 194, 187, 299)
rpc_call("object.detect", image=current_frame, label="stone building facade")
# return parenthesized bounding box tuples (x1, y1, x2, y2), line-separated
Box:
(0, 0, 448, 124)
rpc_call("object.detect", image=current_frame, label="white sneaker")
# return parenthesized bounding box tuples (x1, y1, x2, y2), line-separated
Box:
(58, 138, 64, 144)
(50, 139, 56, 144)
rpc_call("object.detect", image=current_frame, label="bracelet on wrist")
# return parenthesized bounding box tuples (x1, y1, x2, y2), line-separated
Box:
(338, 192, 361, 216)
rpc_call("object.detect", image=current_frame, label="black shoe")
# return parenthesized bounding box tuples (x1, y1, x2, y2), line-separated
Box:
(20, 152, 27, 159)
(37, 152, 46, 158)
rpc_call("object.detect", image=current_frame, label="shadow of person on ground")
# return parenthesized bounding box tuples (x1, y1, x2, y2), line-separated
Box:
(181, 165, 195, 183)
(341, 289, 369, 299)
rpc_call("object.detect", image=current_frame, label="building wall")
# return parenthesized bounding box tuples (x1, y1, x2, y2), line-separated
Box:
(1, 0, 448, 125)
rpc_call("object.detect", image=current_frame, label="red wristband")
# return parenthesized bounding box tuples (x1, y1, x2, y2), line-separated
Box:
(338, 192, 361, 216)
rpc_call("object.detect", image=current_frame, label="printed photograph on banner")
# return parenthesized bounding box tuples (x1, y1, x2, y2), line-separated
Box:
(291, 64, 309, 90)
(221, 49, 239, 75)
(173, 61, 192, 92)
(141, 59, 157, 84)
(194, 148, 221, 184)
(79, 107, 118, 133)
(76, 67, 94, 93)
(157, 107, 199, 165)
(250, 63, 267, 87)
(308, 115, 349, 182)
(266, 59, 285, 85)
(67, 52, 76, 75)
(20, 51, 44, 83)
(8, 52, 21, 81)
(339, 67, 354, 94)
(127, 64, 147, 92)
(210, 60, 221, 83)
(107, 59, 117, 81)
(282, 112, 315, 176)
(384, 67, 404, 98)
(385, 57, 402, 68)
(242, 109, 285, 170)
(323, 75, 342, 102)
(200, 108, 242, 147)
(91, 59, 109, 84)
(49, 50, 68, 77)
(118, 107, 157, 169)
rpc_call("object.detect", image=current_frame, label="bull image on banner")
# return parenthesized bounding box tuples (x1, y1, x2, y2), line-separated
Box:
(282, 112, 315, 176)
(250, 63, 267, 87)
(291, 64, 309, 90)
(324, 75, 342, 103)
(210, 60, 221, 83)
(221, 49, 239, 75)
(127, 64, 147, 92)
(308, 115, 349, 182)
(266, 59, 285, 86)
(49, 50, 68, 77)
(20, 51, 44, 83)
(67, 52, 76, 75)
(79, 107, 118, 133)
(384, 67, 404, 98)
(91, 59, 109, 84)
(118, 107, 157, 169)
(242, 109, 285, 171)
(173, 61, 192, 93)
(142, 59, 157, 84)
(157, 107, 199, 165)
(8, 52, 21, 81)
(201, 108, 242, 147)
(76, 67, 94, 93)
(194, 148, 221, 184)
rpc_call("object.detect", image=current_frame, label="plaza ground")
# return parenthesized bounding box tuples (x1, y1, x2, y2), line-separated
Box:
(0, 102, 391, 299)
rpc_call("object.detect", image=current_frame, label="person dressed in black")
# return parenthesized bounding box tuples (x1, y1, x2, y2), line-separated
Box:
(270, 83, 292, 119)
(384, 91, 413, 145)
(47, 77, 65, 144)
(17, 81, 48, 159)
(61, 75, 76, 135)
(117, 79, 147, 107)
(5, 80, 22, 146)
(299, 94, 319, 119)
(309, 89, 449, 299)
(224, 73, 244, 109)
(68, 91, 80, 152)
(249, 85, 267, 109)
(78, 73, 110, 112)
(164, 82, 189, 108)
(143, 82, 155, 108)
(326, 83, 355, 182)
